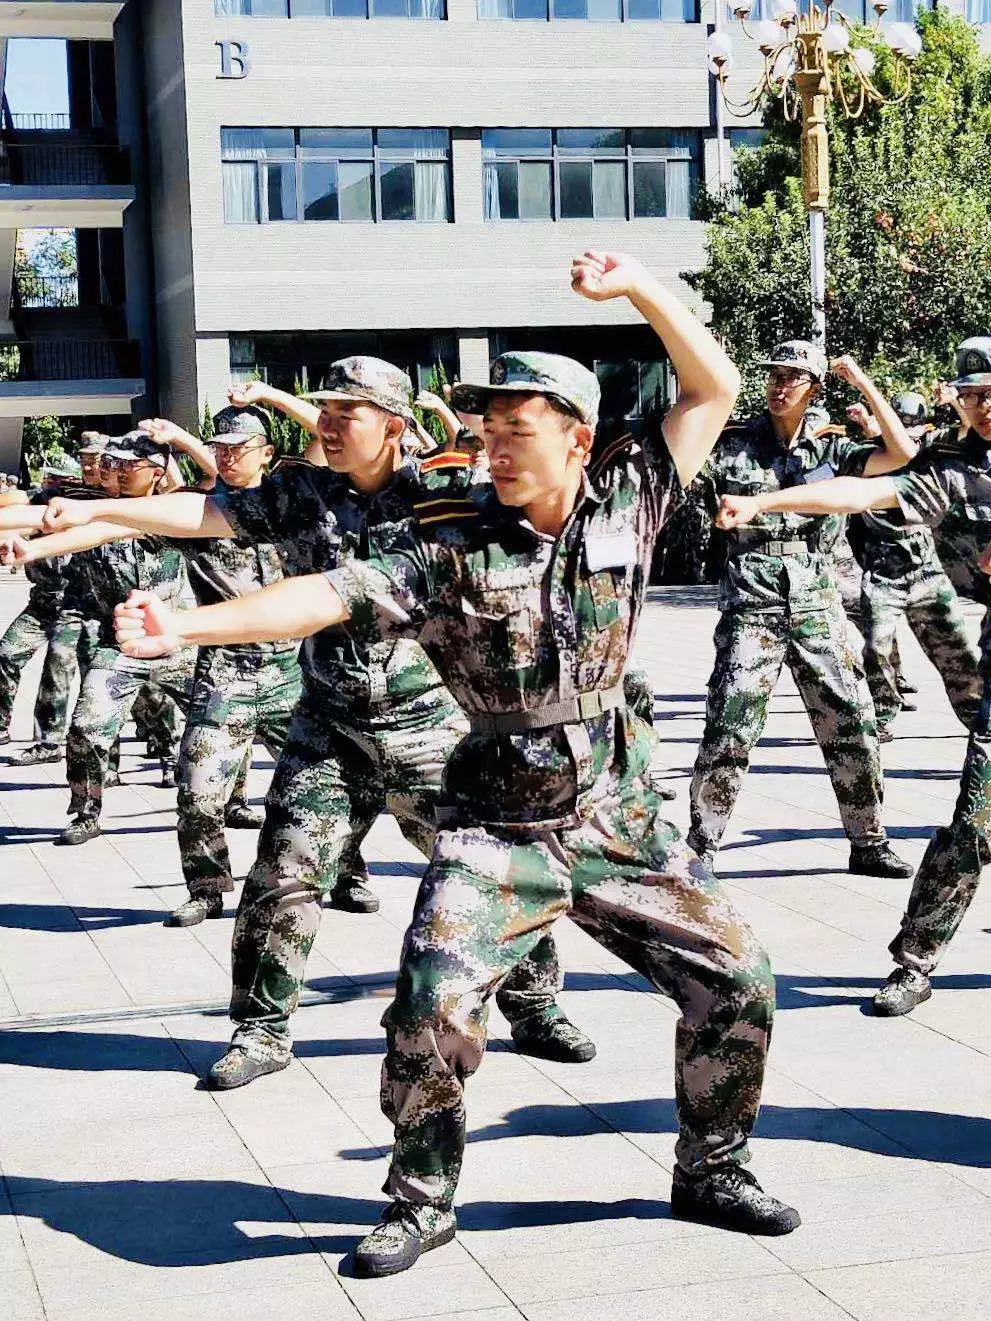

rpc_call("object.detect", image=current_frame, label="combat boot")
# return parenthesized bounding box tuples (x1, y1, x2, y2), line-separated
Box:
(671, 1165, 801, 1236)
(159, 756, 176, 788)
(57, 815, 102, 846)
(353, 1202, 457, 1278)
(104, 770, 122, 788)
(510, 1008, 597, 1063)
(166, 894, 224, 927)
(206, 1031, 291, 1090)
(0, 729, 10, 746)
(328, 874, 380, 913)
(849, 842, 913, 878)
(224, 800, 264, 829)
(877, 727, 894, 744)
(13, 743, 62, 766)
(871, 967, 932, 1017)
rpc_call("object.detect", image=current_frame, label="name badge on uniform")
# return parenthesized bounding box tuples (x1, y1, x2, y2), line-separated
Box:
(799, 462, 837, 485)
(585, 531, 638, 572)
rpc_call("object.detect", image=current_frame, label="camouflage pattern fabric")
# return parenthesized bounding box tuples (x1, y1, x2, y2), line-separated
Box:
(689, 608, 886, 854)
(328, 421, 775, 1190)
(178, 646, 302, 897)
(623, 665, 655, 727)
(131, 681, 181, 758)
(0, 607, 79, 745)
(75, 534, 189, 647)
(688, 410, 886, 854)
(381, 785, 774, 1208)
(65, 646, 196, 819)
(228, 688, 563, 1043)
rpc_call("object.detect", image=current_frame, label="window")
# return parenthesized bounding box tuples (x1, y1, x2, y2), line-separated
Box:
(743, 0, 926, 17)
(230, 331, 457, 394)
(965, 0, 991, 20)
(221, 128, 451, 224)
(482, 128, 699, 222)
(477, 0, 694, 17)
(215, 0, 447, 17)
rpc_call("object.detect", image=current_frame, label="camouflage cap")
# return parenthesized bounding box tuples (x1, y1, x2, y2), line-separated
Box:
(451, 352, 600, 427)
(78, 432, 109, 455)
(304, 356, 415, 422)
(102, 430, 170, 469)
(891, 391, 928, 424)
(211, 404, 271, 444)
(757, 340, 828, 383)
(42, 455, 82, 480)
(952, 337, 991, 388)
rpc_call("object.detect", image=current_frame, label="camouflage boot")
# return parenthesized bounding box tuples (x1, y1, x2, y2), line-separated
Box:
(510, 1006, 596, 1064)
(671, 1166, 801, 1235)
(224, 800, 264, 829)
(167, 894, 224, 928)
(871, 967, 932, 1017)
(205, 1025, 291, 1090)
(353, 1202, 457, 1278)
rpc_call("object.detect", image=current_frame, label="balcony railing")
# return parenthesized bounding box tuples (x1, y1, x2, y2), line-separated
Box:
(0, 340, 141, 383)
(4, 113, 72, 132)
(0, 143, 131, 188)
(13, 273, 80, 309)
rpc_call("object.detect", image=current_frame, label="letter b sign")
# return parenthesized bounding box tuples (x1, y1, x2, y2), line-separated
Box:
(216, 41, 249, 80)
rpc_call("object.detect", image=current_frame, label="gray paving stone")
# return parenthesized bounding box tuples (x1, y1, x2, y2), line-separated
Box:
(520, 1273, 852, 1321)
(808, 1251, 991, 1321)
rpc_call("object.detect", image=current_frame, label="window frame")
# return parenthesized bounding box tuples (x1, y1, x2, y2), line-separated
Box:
(481, 128, 701, 223)
(221, 127, 453, 225)
(475, 0, 699, 21)
(215, 1, 450, 18)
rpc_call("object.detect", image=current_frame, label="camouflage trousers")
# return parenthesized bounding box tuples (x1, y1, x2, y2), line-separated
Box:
(177, 647, 302, 897)
(689, 607, 886, 855)
(861, 564, 980, 731)
(0, 607, 80, 746)
(889, 679, 991, 976)
(229, 693, 566, 1049)
(624, 665, 655, 727)
(66, 646, 196, 819)
(382, 782, 774, 1210)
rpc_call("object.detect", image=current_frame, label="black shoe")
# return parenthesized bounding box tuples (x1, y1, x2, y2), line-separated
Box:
(206, 1043, 290, 1090)
(104, 770, 122, 788)
(849, 842, 914, 879)
(671, 1165, 800, 1236)
(897, 678, 918, 695)
(353, 1202, 457, 1278)
(871, 967, 932, 1017)
(899, 699, 918, 712)
(328, 877, 380, 913)
(57, 815, 102, 846)
(12, 743, 62, 766)
(159, 757, 176, 788)
(166, 894, 224, 927)
(224, 801, 264, 830)
(510, 1009, 597, 1063)
(877, 727, 894, 744)
(0, 730, 9, 746)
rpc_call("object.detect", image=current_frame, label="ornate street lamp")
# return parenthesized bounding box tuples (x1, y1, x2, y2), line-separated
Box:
(706, 2, 922, 347)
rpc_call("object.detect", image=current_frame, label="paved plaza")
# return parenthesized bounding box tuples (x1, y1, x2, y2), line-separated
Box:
(0, 572, 989, 1321)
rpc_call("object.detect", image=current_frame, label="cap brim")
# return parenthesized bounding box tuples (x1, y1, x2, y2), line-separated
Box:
(304, 387, 413, 421)
(211, 431, 267, 445)
(451, 381, 589, 421)
(102, 446, 167, 466)
(756, 358, 824, 380)
(952, 373, 991, 389)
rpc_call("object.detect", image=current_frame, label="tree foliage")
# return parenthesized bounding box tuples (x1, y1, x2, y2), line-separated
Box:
(687, 8, 991, 414)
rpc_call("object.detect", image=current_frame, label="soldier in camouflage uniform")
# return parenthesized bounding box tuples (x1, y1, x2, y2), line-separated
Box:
(716, 335, 991, 1018)
(54, 356, 595, 1076)
(687, 342, 914, 880)
(845, 392, 980, 741)
(114, 256, 804, 1273)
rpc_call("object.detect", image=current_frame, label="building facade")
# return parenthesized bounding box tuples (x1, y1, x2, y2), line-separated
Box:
(0, 0, 987, 463)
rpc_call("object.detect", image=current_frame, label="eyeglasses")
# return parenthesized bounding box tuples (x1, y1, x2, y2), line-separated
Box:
(100, 456, 154, 473)
(209, 441, 268, 457)
(767, 368, 813, 388)
(958, 390, 991, 408)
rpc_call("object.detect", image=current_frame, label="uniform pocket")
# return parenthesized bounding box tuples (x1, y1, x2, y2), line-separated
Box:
(460, 588, 536, 669)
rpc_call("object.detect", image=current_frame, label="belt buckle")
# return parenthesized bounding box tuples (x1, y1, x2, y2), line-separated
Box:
(577, 691, 602, 721)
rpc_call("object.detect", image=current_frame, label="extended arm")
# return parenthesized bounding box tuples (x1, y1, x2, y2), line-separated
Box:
(17, 521, 137, 562)
(42, 491, 234, 538)
(0, 503, 44, 533)
(571, 251, 739, 487)
(717, 475, 900, 528)
(114, 573, 350, 658)
(830, 358, 916, 476)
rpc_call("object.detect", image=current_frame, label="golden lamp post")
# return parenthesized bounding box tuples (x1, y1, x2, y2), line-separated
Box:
(706, 2, 922, 347)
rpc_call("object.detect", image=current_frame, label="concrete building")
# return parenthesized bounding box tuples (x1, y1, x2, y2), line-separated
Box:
(0, 0, 987, 467)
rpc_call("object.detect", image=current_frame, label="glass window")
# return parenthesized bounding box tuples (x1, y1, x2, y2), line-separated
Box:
(222, 127, 451, 224)
(477, 0, 688, 15)
(965, 0, 991, 19)
(215, 1, 287, 13)
(519, 162, 553, 218)
(483, 128, 697, 222)
(559, 161, 593, 218)
(218, 0, 448, 14)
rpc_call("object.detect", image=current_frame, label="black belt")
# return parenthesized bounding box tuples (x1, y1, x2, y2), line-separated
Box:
(468, 682, 625, 735)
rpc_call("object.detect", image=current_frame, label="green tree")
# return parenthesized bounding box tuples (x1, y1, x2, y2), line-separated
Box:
(14, 229, 77, 304)
(687, 8, 991, 415)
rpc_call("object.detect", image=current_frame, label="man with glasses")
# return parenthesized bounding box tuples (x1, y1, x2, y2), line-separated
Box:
(42, 358, 596, 1083)
(714, 334, 991, 1017)
(688, 341, 915, 879)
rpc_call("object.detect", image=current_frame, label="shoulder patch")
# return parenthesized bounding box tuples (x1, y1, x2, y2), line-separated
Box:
(411, 496, 480, 528)
(420, 451, 473, 473)
(589, 432, 636, 480)
(813, 424, 847, 438)
(268, 457, 317, 475)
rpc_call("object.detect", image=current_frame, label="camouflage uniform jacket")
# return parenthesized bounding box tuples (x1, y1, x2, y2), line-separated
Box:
(78, 534, 187, 646)
(707, 410, 875, 614)
(852, 428, 949, 579)
(208, 453, 474, 720)
(914, 428, 991, 604)
(23, 491, 71, 622)
(327, 428, 682, 830)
